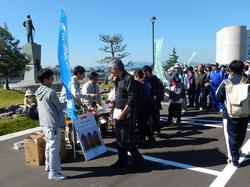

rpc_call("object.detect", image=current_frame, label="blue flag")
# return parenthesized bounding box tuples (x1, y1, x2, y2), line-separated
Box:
(58, 8, 77, 119)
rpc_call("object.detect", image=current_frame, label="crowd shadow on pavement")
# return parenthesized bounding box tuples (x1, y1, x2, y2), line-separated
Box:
(62, 156, 169, 179)
(144, 148, 227, 168)
(61, 146, 227, 180)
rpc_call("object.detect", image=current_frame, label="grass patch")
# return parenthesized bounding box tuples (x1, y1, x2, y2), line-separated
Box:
(0, 116, 39, 136)
(0, 88, 24, 108)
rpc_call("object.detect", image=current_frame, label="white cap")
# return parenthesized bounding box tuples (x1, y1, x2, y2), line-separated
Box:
(25, 90, 33, 96)
(169, 67, 174, 71)
(174, 63, 181, 68)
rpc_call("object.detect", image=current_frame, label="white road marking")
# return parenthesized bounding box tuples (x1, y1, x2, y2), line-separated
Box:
(106, 147, 220, 176)
(182, 118, 222, 123)
(160, 117, 250, 131)
(0, 127, 42, 142)
(180, 121, 250, 132)
(161, 117, 250, 125)
(210, 138, 250, 187)
(182, 118, 250, 125)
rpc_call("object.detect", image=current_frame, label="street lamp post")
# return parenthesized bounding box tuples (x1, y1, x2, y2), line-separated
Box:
(150, 16, 156, 66)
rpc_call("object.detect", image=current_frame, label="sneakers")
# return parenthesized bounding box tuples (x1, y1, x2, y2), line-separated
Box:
(45, 165, 49, 172)
(227, 159, 239, 167)
(48, 173, 67, 180)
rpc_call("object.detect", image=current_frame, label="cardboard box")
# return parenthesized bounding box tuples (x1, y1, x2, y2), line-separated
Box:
(24, 136, 45, 166)
(30, 131, 45, 140)
(24, 130, 67, 166)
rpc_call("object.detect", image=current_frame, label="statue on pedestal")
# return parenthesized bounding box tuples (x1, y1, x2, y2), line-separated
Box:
(23, 15, 35, 43)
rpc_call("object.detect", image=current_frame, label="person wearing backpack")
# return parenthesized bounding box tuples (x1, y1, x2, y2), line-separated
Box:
(216, 60, 250, 167)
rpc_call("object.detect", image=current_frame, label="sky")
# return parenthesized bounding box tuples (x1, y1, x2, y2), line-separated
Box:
(0, 0, 250, 68)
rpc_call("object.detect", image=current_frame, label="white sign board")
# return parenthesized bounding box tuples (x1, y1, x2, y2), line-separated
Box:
(73, 113, 107, 160)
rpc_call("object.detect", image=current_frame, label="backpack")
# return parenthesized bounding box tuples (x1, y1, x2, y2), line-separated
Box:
(224, 77, 250, 118)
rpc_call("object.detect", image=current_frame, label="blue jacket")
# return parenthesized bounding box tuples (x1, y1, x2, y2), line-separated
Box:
(210, 70, 223, 89)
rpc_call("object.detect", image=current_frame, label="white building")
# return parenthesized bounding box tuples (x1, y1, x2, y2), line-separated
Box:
(216, 26, 249, 65)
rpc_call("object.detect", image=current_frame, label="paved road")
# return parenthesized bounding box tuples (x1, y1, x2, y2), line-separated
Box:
(0, 106, 250, 187)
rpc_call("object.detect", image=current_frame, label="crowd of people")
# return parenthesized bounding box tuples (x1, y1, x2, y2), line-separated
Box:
(34, 59, 250, 180)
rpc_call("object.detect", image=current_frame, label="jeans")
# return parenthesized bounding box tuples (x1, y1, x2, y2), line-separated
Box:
(115, 115, 142, 163)
(195, 89, 205, 108)
(43, 127, 61, 175)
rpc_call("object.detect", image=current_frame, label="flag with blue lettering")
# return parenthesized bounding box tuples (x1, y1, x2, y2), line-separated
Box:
(58, 8, 77, 119)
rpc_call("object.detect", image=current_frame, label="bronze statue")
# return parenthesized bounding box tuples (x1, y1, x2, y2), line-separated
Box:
(23, 15, 35, 43)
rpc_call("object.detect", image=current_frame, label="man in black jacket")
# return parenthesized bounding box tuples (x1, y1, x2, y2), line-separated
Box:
(134, 69, 155, 146)
(143, 65, 162, 135)
(108, 59, 143, 168)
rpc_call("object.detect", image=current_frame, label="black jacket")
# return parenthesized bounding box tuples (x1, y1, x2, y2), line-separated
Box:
(114, 71, 136, 112)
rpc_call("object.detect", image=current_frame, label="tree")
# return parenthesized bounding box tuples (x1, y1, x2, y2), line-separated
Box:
(98, 33, 129, 64)
(164, 47, 179, 70)
(0, 24, 30, 89)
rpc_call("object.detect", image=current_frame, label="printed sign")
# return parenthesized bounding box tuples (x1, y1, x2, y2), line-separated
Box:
(73, 113, 107, 160)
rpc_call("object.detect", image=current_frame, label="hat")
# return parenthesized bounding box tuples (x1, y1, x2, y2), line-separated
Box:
(25, 90, 33, 96)
(174, 63, 181, 68)
(108, 58, 125, 71)
(169, 67, 174, 71)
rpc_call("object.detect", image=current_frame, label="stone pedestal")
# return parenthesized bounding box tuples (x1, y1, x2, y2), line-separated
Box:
(22, 43, 41, 84)
(9, 43, 41, 92)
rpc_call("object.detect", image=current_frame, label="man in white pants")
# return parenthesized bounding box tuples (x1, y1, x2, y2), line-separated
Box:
(36, 68, 67, 180)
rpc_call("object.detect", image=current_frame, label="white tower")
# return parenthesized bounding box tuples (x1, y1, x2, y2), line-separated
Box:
(216, 26, 248, 65)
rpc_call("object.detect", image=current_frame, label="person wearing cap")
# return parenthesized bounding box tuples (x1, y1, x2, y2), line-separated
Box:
(108, 58, 143, 168)
(173, 63, 185, 83)
(23, 89, 38, 119)
(166, 75, 186, 124)
(165, 66, 175, 87)
(81, 72, 102, 110)
(209, 63, 224, 110)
